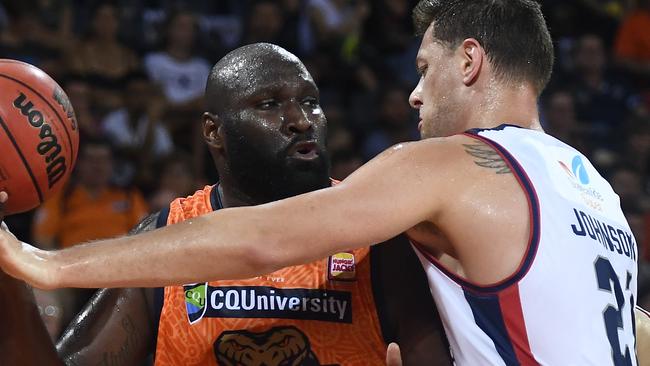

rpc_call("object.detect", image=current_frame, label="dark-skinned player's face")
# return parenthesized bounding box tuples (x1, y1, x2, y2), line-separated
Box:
(220, 58, 330, 202)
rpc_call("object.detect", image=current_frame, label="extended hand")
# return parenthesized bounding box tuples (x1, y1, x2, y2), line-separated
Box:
(0, 194, 55, 289)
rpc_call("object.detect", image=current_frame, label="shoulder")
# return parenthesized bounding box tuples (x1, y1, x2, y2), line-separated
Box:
(373, 135, 476, 172)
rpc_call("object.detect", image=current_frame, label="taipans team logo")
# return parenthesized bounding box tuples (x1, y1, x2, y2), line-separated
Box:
(558, 155, 590, 185)
(184, 283, 208, 324)
(214, 326, 327, 366)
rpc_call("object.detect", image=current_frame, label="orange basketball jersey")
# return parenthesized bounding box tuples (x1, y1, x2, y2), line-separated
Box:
(153, 185, 387, 365)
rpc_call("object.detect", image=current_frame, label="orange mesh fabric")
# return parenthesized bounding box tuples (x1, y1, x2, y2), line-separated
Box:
(154, 186, 386, 365)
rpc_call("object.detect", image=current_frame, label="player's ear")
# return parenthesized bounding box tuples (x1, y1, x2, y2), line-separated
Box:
(460, 38, 483, 86)
(203, 112, 225, 150)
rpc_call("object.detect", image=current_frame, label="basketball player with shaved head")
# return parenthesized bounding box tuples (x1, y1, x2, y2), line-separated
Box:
(4, 0, 650, 364)
(0, 44, 450, 365)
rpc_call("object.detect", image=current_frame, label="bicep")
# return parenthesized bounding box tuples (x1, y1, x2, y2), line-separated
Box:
(57, 212, 163, 362)
(263, 140, 448, 264)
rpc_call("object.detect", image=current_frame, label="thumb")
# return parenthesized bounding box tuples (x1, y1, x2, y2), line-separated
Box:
(386, 342, 403, 366)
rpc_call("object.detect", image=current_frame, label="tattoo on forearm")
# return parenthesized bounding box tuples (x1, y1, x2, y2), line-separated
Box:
(463, 143, 512, 174)
(96, 315, 142, 366)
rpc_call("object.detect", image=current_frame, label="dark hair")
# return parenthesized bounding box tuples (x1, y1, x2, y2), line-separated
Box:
(413, 0, 554, 94)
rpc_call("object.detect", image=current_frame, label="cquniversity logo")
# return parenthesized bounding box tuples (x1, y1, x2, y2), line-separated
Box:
(184, 283, 207, 324)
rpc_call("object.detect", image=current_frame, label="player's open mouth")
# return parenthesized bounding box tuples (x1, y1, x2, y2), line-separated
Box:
(288, 141, 319, 160)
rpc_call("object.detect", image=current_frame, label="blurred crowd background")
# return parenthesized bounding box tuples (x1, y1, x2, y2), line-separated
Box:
(1, 0, 650, 341)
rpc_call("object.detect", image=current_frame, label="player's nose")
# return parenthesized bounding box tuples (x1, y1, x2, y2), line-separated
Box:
(284, 102, 313, 134)
(409, 86, 422, 109)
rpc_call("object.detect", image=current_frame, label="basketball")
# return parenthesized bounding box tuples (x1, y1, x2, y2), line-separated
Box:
(0, 59, 79, 215)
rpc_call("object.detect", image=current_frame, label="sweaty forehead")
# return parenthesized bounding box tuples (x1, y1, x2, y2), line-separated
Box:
(219, 49, 313, 96)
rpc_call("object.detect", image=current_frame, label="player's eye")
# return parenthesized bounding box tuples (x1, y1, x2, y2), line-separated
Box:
(301, 97, 319, 107)
(257, 100, 279, 110)
(417, 65, 428, 77)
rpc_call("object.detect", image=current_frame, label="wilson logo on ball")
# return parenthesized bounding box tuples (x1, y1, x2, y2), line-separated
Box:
(12, 92, 67, 188)
(53, 86, 77, 131)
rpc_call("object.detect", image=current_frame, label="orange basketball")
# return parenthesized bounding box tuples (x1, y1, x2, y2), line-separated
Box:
(0, 59, 79, 215)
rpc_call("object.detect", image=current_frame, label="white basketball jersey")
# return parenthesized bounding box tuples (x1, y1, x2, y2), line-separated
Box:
(414, 125, 638, 365)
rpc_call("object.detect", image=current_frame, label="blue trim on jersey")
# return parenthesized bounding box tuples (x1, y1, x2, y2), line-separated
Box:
(210, 183, 223, 211)
(464, 290, 520, 366)
(467, 124, 522, 133)
(156, 207, 170, 229)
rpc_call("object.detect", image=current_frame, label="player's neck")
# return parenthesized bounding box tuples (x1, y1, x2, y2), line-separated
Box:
(465, 85, 543, 132)
(216, 184, 251, 208)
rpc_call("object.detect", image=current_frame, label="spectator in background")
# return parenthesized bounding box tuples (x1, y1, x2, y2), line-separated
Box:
(144, 10, 209, 122)
(620, 116, 650, 182)
(614, 0, 650, 83)
(362, 84, 417, 160)
(611, 165, 650, 209)
(66, 1, 139, 114)
(148, 153, 199, 212)
(101, 70, 173, 188)
(61, 74, 101, 139)
(241, 1, 284, 45)
(362, 0, 419, 86)
(32, 139, 148, 250)
(542, 89, 592, 155)
(570, 34, 637, 147)
(0, 0, 73, 76)
(143, 9, 208, 169)
(299, 0, 369, 55)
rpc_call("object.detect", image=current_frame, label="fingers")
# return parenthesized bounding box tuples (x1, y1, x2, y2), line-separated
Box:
(386, 342, 403, 366)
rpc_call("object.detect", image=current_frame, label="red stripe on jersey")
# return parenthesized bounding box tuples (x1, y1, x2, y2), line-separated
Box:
(498, 285, 539, 365)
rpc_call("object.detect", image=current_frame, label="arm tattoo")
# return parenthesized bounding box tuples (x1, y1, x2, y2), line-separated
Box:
(96, 315, 143, 366)
(463, 143, 512, 174)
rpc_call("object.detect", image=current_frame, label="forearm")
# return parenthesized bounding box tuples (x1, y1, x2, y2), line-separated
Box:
(53, 208, 276, 288)
(51, 187, 376, 289)
(0, 272, 63, 365)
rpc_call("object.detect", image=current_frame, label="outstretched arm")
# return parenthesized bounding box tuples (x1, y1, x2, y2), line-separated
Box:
(0, 139, 453, 289)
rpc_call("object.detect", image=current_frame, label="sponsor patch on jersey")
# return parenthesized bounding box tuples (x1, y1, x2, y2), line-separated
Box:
(184, 283, 208, 324)
(185, 285, 352, 324)
(328, 252, 356, 281)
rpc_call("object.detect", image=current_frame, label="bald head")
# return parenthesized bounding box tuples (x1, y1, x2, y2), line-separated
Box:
(205, 43, 314, 115)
